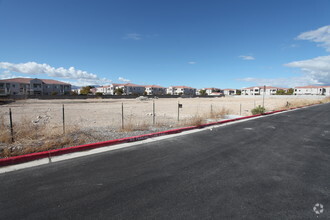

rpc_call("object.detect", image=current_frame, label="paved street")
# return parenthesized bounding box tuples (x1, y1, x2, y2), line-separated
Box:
(1, 103, 330, 219)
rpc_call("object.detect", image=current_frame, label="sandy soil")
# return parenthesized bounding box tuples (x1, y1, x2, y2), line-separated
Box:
(0, 95, 327, 157)
(0, 96, 325, 130)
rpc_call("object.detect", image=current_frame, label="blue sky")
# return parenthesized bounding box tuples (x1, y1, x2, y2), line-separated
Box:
(0, 0, 330, 89)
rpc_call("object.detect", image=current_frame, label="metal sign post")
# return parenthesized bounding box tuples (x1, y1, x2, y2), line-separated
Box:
(177, 102, 182, 121)
(152, 100, 155, 125)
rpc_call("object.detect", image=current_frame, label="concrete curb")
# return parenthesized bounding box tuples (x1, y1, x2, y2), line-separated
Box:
(0, 104, 318, 167)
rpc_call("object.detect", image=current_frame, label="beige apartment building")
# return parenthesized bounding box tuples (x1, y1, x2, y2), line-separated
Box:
(0, 78, 71, 95)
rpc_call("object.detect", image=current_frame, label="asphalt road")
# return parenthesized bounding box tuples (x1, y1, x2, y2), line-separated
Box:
(1, 103, 330, 219)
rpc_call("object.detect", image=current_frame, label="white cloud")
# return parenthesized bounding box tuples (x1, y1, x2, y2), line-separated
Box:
(239, 26, 330, 87)
(118, 77, 130, 83)
(238, 76, 318, 88)
(124, 33, 142, 40)
(0, 61, 99, 79)
(0, 61, 113, 86)
(239, 55, 330, 87)
(284, 55, 330, 85)
(66, 78, 113, 87)
(239, 55, 255, 60)
(0, 71, 23, 80)
(297, 25, 330, 51)
(188, 61, 196, 64)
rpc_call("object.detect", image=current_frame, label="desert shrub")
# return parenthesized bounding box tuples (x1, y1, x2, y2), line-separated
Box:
(251, 105, 266, 115)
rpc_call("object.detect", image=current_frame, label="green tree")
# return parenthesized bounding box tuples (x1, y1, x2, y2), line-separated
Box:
(236, 90, 241, 95)
(199, 89, 207, 96)
(114, 88, 124, 95)
(80, 86, 92, 95)
(276, 89, 286, 95)
(286, 88, 294, 95)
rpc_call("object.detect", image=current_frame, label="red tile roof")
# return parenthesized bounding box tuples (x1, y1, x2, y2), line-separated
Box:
(41, 79, 71, 85)
(242, 86, 287, 90)
(170, 86, 196, 89)
(0, 78, 70, 85)
(203, 87, 220, 90)
(145, 85, 166, 88)
(97, 85, 111, 88)
(119, 83, 145, 87)
(109, 83, 123, 86)
(242, 86, 260, 89)
(294, 85, 325, 89)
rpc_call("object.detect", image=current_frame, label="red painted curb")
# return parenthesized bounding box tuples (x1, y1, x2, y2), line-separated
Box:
(0, 103, 317, 167)
(0, 126, 197, 167)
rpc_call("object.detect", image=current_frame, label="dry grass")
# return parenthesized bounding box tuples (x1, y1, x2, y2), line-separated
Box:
(0, 115, 11, 144)
(209, 107, 232, 119)
(1, 97, 328, 158)
(118, 117, 151, 132)
(180, 116, 204, 127)
(274, 99, 326, 111)
(321, 97, 330, 103)
(179, 107, 232, 127)
(0, 119, 92, 158)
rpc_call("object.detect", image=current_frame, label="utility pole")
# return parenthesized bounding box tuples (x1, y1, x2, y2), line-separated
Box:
(9, 108, 14, 142)
(62, 104, 65, 134)
(121, 103, 124, 129)
(262, 85, 266, 108)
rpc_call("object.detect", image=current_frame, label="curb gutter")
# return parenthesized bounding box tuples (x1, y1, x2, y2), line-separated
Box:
(0, 104, 317, 167)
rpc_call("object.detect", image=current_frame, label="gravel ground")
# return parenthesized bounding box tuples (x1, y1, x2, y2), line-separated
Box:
(0, 96, 328, 157)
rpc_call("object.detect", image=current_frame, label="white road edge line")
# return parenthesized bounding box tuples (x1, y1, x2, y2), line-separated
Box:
(0, 106, 311, 174)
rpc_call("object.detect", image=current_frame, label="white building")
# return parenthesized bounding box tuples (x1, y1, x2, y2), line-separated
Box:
(95, 84, 121, 95)
(197, 88, 223, 96)
(223, 89, 236, 96)
(95, 83, 145, 95)
(96, 85, 110, 94)
(241, 86, 288, 96)
(145, 85, 167, 95)
(167, 86, 196, 95)
(326, 87, 330, 96)
(0, 78, 71, 95)
(119, 83, 145, 95)
(294, 86, 330, 95)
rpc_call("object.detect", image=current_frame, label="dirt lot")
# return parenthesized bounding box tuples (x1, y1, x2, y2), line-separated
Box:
(0, 95, 327, 157)
(1, 96, 325, 128)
